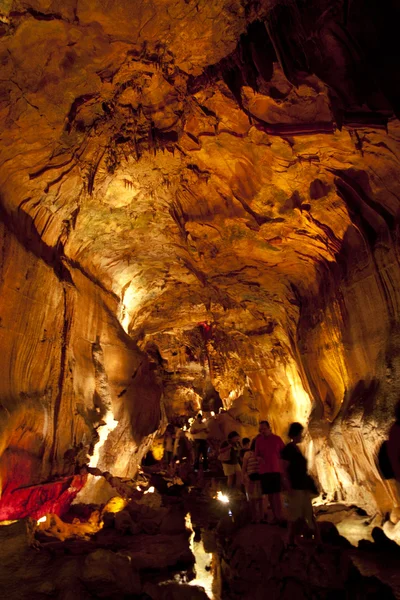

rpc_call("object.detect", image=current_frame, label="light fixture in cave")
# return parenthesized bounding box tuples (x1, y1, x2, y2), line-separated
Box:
(215, 491, 229, 504)
(37, 516, 47, 524)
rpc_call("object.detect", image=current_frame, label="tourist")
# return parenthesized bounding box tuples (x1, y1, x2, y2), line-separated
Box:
(388, 401, 400, 498)
(174, 427, 193, 464)
(281, 422, 318, 544)
(190, 414, 209, 471)
(240, 437, 251, 463)
(242, 438, 262, 523)
(219, 431, 242, 488)
(255, 420, 285, 524)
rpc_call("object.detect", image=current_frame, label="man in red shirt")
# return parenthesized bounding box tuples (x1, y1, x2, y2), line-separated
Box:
(255, 420, 285, 523)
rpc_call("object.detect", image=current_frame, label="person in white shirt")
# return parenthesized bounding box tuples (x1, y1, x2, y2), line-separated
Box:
(190, 414, 209, 471)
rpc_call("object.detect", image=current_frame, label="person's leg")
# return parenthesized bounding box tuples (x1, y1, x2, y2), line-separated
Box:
(260, 474, 270, 520)
(234, 464, 242, 488)
(223, 463, 234, 488)
(256, 498, 263, 522)
(287, 491, 309, 543)
(249, 499, 257, 522)
(253, 481, 263, 522)
(261, 495, 269, 520)
(286, 491, 295, 543)
(269, 492, 283, 521)
(302, 491, 319, 540)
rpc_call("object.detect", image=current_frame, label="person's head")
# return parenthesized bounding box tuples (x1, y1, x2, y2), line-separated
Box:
(259, 420, 271, 436)
(196, 413, 203, 422)
(228, 430, 240, 444)
(288, 422, 304, 443)
(242, 437, 250, 449)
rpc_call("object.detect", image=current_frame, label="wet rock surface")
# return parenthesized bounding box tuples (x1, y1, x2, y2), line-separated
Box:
(81, 548, 141, 598)
(218, 522, 396, 599)
(2, 474, 400, 598)
(0, 0, 400, 519)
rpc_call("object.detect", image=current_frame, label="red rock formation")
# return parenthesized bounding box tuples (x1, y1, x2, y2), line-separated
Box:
(0, 0, 400, 515)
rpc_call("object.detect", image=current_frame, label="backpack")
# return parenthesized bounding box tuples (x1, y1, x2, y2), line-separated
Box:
(378, 440, 394, 479)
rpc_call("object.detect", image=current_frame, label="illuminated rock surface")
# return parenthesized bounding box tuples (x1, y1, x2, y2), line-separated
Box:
(0, 0, 400, 517)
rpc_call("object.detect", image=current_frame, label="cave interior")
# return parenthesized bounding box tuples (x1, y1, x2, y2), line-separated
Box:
(1, 0, 400, 596)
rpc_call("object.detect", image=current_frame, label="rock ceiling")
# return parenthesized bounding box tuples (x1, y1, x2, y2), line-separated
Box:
(1, 0, 400, 513)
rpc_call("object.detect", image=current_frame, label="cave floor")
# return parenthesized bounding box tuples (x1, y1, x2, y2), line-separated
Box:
(2, 470, 400, 599)
(186, 484, 400, 599)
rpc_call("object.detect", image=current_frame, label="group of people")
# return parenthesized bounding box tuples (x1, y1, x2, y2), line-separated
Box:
(163, 413, 318, 543)
(160, 403, 400, 546)
(218, 420, 318, 543)
(163, 413, 212, 472)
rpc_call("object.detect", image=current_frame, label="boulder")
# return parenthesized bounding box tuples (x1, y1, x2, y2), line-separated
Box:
(0, 518, 37, 570)
(101, 512, 115, 529)
(81, 549, 141, 598)
(114, 509, 138, 535)
(57, 582, 94, 600)
(120, 533, 193, 570)
(318, 521, 351, 548)
(159, 507, 186, 534)
(34, 581, 57, 595)
(144, 581, 209, 600)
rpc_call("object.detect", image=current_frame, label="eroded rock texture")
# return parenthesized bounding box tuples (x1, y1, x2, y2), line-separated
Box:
(0, 0, 400, 514)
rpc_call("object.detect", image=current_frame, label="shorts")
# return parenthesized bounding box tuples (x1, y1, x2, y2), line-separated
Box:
(222, 463, 241, 477)
(260, 472, 281, 494)
(285, 489, 314, 526)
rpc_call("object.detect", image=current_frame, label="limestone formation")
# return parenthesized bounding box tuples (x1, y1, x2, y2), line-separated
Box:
(0, 0, 400, 517)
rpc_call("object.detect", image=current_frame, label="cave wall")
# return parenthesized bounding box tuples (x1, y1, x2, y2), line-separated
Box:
(296, 164, 400, 510)
(0, 0, 400, 515)
(0, 218, 161, 517)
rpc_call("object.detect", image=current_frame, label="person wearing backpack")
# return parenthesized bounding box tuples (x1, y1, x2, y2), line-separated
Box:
(388, 401, 400, 497)
(242, 437, 262, 523)
(218, 431, 242, 488)
(281, 422, 318, 544)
